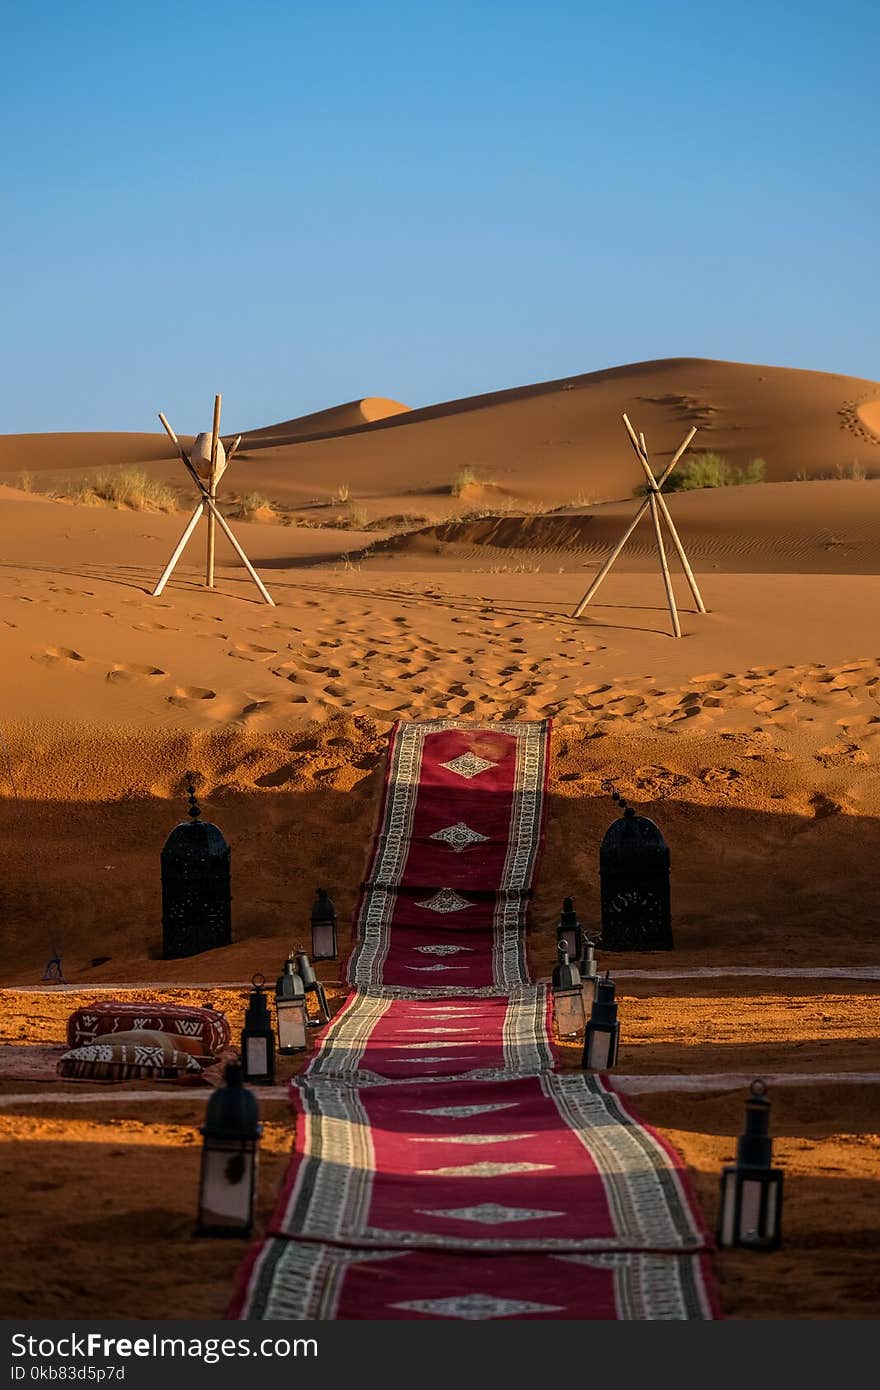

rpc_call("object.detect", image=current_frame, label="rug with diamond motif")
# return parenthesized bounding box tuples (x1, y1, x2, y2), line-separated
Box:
(231, 719, 719, 1320)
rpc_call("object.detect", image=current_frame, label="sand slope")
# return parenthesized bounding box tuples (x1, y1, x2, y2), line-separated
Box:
(2, 359, 878, 511)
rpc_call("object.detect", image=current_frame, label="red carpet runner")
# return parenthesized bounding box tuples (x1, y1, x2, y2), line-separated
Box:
(231, 720, 718, 1320)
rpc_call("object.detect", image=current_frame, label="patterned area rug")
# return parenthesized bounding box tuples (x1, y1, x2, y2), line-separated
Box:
(231, 719, 718, 1320)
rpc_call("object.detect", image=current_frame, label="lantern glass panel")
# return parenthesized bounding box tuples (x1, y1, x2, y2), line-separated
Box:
(198, 1137, 256, 1233)
(311, 922, 336, 961)
(553, 988, 586, 1038)
(740, 1177, 764, 1242)
(581, 978, 598, 1009)
(277, 1000, 307, 1054)
(558, 928, 580, 960)
(719, 1168, 738, 1247)
(585, 1024, 618, 1070)
(244, 1035, 269, 1077)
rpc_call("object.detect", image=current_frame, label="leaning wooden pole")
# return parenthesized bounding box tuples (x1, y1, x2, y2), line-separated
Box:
(152, 503, 203, 597)
(654, 492, 707, 613)
(206, 394, 221, 589)
(621, 416, 706, 615)
(648, 490, 682, 638)
(208, 503, 276, 607)
(571, 428, 691, 619)
(572, 499, 650, 617)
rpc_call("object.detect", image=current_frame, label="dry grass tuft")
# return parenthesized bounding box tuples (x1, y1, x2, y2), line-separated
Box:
(51, 467, 177, 512)
(235, 491, 273, 520)
(451, 466, 482, 496)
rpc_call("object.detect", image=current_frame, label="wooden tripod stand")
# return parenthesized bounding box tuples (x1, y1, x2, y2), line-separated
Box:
(152, 394, 275, 607)
(571, 414, 707, 637)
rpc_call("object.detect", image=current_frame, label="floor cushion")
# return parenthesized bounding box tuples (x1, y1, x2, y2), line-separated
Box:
(57, 1028, 206, 1081)
(66, 1001, 230, 1057)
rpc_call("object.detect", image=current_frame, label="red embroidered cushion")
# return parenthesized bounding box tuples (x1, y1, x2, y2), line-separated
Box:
(66, 1001, 230, 1057)
(57, 1029, 206, 1081)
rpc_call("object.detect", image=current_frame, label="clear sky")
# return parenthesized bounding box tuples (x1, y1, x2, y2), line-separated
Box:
(2, 1, 877, 432)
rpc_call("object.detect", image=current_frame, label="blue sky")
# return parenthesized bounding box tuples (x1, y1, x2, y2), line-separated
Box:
(1, 1, 877, 431)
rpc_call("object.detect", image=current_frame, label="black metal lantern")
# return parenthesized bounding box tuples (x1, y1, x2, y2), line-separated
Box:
(599, 795, 672, 951)
(241, 973, 275, 1084)
(195, 1062, 262, 1238)
(295, 950, 331, 1027)
(718, 1079, 784, 1250)
(161, 774, 231, 959)
(582, 970, 620, 1071)
(275, 953, 308, 1054)
(556, 897, 584, 963)
(310, 888, 338, 961)
(551, 943, 586, 1038)
(578, 936, 599, 1007)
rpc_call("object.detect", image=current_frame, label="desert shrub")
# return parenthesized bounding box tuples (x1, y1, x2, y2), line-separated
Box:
(347, 504, 369, 528)
(451, 466, 480, 496)
(235, 491, 273, 519)
(834, 460, 867, 481)
(635, 453, 766, 495)
(334, 482, 351, 503)
(17, 472, 33, 493)
(54, 467, 176, 511)
(794, 461, 871, 481)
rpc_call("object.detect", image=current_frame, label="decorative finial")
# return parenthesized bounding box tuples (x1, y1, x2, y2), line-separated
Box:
(186, 771, 201, 822)
(563, 895, 574, 913)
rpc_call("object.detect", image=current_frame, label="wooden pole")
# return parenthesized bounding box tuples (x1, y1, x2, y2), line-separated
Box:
(621, 417, 706, 613)
(206, 395, 221, 589)
(206, 475, 217, 588)
(572, 498, 651, 617)
(654, 492, 707, 612)
(648, 491, 681, 637)
(207, 502, 276, 606)
(152, 503, 203, 597)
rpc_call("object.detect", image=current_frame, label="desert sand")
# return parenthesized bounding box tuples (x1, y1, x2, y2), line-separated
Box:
(0, 356, 878, 1320)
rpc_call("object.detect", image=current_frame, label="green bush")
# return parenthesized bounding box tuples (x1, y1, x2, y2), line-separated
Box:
(635, 453, 766, 495)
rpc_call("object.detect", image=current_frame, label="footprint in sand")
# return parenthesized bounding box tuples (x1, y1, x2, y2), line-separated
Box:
(254, 764, 301, 788)
(106, 663, 167, 683)
(166, 686, 216, 707)
(31, 647, 85, 666)
(228, 642, 276, 661)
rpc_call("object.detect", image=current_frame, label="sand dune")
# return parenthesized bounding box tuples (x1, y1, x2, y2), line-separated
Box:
(234, 396, 410, 448)
(2, 359, 878, 513)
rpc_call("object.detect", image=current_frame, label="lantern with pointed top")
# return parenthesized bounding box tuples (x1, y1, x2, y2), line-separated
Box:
(718, 1079, 784, 1250)
(551, 943, 586, 1038)
(582, 970, 620, 1070)
(195, 1062, 262, 1238)
(241, 973, 275, 1084)
(578, 935, 599, 1007)
(294, 950, 331, 1027)
(556, 897, 584, 963)
(310, 888, 338, 961)
(161, 774, 231, 959)
(599, 796, 672, 951)
(275, 953, 309, 1054)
